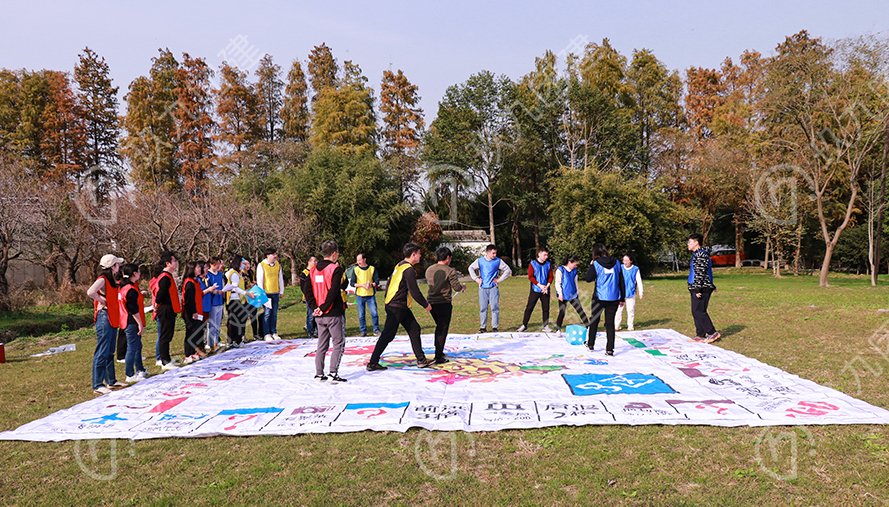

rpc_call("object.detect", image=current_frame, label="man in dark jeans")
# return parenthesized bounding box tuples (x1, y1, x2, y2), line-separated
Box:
(425, 247, 466, 364)
(155, 251, 181, 370)
(367, 242, 434, 371)
(687, 233, 720, 343)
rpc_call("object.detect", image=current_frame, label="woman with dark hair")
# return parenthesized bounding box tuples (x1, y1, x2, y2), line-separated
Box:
(154, 251, 181, 370)
(224, 255, 257, 347)
(119, 263, 150, 382)
(615, 253, 643, 331)
(197, 260, 212, 352)
(554, 254, 589, 334)
(87, 254, 127, 395)
(182, 261, 210, 364)
(584, 243, 625, 356)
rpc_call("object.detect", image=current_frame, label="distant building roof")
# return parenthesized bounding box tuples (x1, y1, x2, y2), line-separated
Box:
(440, 230, 490, 242)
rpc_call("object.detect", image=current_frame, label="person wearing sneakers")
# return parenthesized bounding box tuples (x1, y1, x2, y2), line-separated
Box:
(257, 248, 285, 341)
(615, 254, 644, 331)
(155, 251, 182, 370)
(182, 261, 210, 365)
(367, 242, 434, 371)
(687, 233, 720, 344)
(304, 240, 348, 383)
(554, 254, 590, 334)
(118, 264, 150, 383)
(239, 259, 260, 341)
(205, 257, 226, 350)
(87, 254, 127, 394)
(225, 255, 257, 347)
(518, 247, 554, 333)
(585, 244, 626, 356)
(469, 244, 512, 333)
(350, 252, 381, 337)
(299, 256, 318, 339)
(425, 246, 466, 365)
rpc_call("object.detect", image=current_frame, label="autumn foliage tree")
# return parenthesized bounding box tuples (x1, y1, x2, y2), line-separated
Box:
(173, 53, 215, 195)
(380, 69, 424, 202)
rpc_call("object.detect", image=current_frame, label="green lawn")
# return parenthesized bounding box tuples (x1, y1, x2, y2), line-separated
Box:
(3, 271, 889, 506)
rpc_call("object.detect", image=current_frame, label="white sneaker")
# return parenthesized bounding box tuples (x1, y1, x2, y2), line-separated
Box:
(125, 375, 141, 383)
(156, 359, 163, 367)
(162, 361, 180, 371)
(264, 334, 273, 342)
(136, 371, 150, 380)
(184, 354, 199, 365)
(541, 324, 553, 333)
(628, 326, 634, 331)
(272, 333, 281, 340)
(94, 386, 112, 395)
(116, 358, 125, 364)
(516, 325, 527, 333)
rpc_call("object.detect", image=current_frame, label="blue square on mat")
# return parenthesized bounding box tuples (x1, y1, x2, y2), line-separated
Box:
(563, 373, 676, 396)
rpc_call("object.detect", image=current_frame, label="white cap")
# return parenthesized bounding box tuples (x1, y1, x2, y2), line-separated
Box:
(99, 254, 125, 268)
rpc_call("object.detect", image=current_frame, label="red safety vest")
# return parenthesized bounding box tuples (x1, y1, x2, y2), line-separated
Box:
(310, 263, 341, 315)
(154, 271, 181, 314)
(118, 282, 146, 327)
(93, 275, 120, 328)
(181, 278, 204, 315)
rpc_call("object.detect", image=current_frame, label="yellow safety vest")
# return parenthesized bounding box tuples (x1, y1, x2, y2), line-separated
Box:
(225, 269, 246, 304)
(261, 260, 280, 294)
(354, 265, 375, 297)
(385, 262, 413, 308)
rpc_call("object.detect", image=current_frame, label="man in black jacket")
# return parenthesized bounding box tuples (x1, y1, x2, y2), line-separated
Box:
(687, 233, 720, 343)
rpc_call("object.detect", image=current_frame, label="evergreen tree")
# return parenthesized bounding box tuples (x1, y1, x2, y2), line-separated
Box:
(310, 61, 376, 156)
(40, 71, 87, 181)
(380, 68, 424, 202)
(307, 43, 338, 98)
(281, 59, 310, 143)
(74, 47, 122, 191)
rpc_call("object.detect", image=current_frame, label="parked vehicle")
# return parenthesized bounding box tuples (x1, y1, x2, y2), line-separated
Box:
(708, 245, 746, 266)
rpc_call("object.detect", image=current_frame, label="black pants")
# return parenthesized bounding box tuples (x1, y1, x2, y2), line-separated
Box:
(369, 306, 426, 365)
(521, 291, 550, 327)
(690, 290, 716, 337)
(156, 304, 176, 364)
(246, 303, 259, 339)
(227, 300, 251, 345)
(183, 313, 205, 357)
(430, 303, 452, 360)
(556, 297, 589, 328)
(589, 300, 619, 352)
(116, 327, 127, 360)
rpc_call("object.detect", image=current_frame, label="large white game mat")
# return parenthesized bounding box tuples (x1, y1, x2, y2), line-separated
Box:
(3, 329, 887, 441)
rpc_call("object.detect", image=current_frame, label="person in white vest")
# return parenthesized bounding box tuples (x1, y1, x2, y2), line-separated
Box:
(257, 247, 285, 341)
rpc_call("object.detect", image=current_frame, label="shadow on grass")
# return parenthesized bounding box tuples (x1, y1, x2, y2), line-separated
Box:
(636, 319, 672, 328)
(721, 324, 746, 337)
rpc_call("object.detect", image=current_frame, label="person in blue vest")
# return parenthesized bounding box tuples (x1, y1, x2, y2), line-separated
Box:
(518, 247, 554, 333)
(584, 243, 625, 356)
(614, 254, 644, 331)
(469, 244, 512, 333)
(554, 254, 589, 334)
(687, 233, 720, 343)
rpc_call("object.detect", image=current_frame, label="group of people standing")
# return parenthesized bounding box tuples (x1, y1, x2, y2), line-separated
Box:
(88, 233, 720, 391)
(88, 249, 287, 395)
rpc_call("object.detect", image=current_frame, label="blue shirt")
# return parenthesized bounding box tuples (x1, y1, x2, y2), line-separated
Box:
(199, 277, 212, 311)
(207, 270, 225, 307)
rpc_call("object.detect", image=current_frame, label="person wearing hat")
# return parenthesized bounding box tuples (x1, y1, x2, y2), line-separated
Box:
(87, 254, 127, 395)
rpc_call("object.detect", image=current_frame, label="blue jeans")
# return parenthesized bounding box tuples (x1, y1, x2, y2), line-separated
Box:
(479, 286, 500, 329)
(92, 310, 117, 389)
(305, 301, 316, 336)
(124, 322, 145, 377)
(263, 293, 280, 335)
(208, 305, 224, 346)
(356, 295, 379, 334)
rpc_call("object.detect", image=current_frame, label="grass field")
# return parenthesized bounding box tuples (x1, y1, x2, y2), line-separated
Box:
(3, 270, 889, 506)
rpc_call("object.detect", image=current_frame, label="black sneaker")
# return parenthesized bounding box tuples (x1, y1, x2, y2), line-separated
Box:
(329, 373, 347, 383)
(366, 363, 388, 371)
(416, 358, 434, 368)
(478, 328, 486, 334)
(314, 374, 328, 382)
(359, 332, 367, 337)
(605, 350, 614, 356)
(492, 328, 498, 333)
(587, 341, 596, 351)
(433, 357, 449, 365)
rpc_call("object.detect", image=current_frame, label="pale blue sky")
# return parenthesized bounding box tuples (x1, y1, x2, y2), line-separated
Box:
(1, 0, 885, 120)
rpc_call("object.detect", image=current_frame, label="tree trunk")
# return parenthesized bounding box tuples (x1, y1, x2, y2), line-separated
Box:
(734, 217, 744, 268)
(872, 119, 889, 285)
(793, 225, 802, 276)
(487, 188, 496, 245)
(286, 253, 299, 286)
(533, 210, 540, 252)
(764, 238, 770, 271)
(819, 242, 836, 287)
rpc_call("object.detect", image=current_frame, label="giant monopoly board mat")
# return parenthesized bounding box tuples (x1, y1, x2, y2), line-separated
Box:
(3, 329, 887, 441)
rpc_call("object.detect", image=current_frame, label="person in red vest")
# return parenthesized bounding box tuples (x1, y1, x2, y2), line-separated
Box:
(155, 251, 182, 370)
(303, 240, 348, 383)
(87, 254, 127, 395)
(182, 261, 210, 365)
(118, 263, 150, 382)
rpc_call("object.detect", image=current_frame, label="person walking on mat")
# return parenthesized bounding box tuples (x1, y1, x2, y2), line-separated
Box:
(687, 233, 720, 343)
(518, 247, 553, 333)
(367, 242, 434, 371)
(469, 244, 511, 333)
(585, 244, 625, 356)
(425, 246, 466, 364)
(554, 254, 589, 334)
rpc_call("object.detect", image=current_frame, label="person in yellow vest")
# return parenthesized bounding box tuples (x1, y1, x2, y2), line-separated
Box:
(350, 252, 381, 337)
(257, 247, 285, 341)
(367, 242, 433, 371)
(224, 255, 257, 347)
(299, 256, 318, 339)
